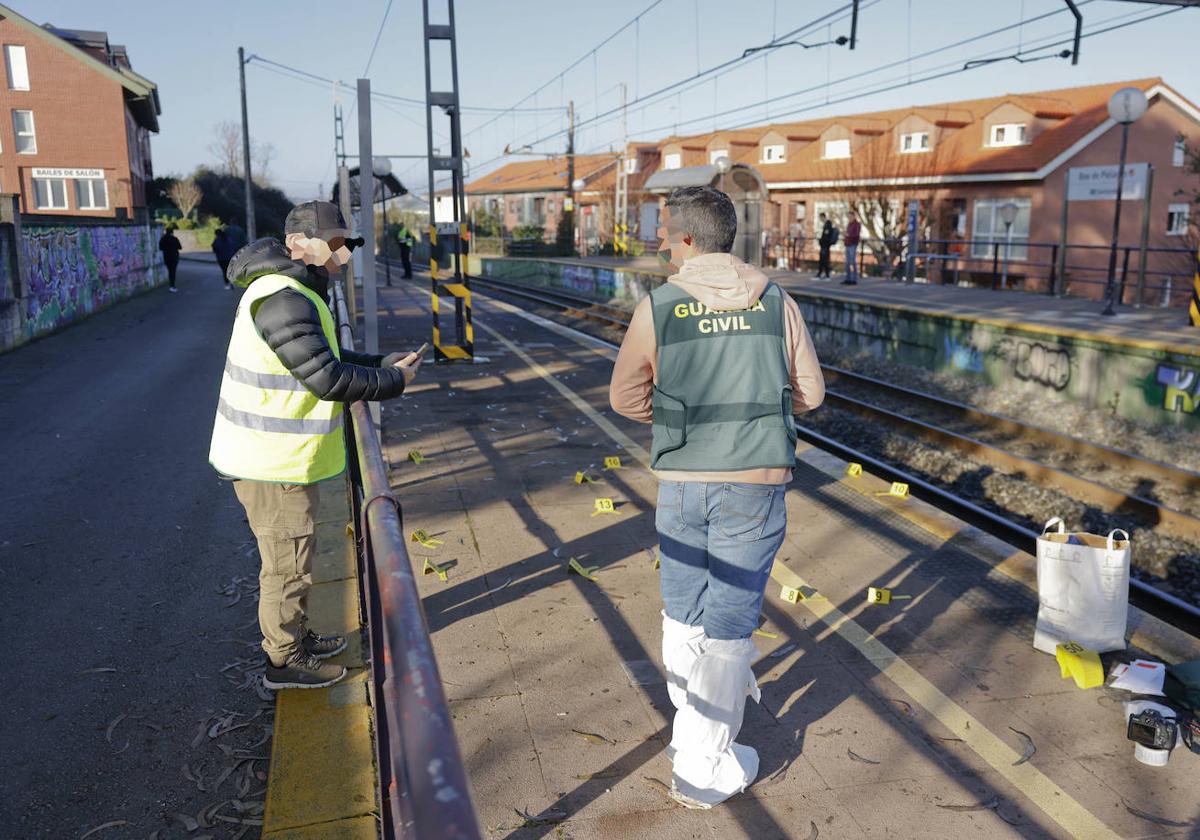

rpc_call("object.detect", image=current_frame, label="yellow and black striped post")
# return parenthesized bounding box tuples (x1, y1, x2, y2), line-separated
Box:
(429, 223, 474, 362)
(1190, 243, 1199, 327)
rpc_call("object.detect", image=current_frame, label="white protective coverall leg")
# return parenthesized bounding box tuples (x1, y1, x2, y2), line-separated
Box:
(662, 611, 707, 712)
(667, 636, 761, 808)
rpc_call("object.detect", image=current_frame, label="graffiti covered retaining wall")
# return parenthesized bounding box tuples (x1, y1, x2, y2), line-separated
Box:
(478, 256, 666, 307)
(793, 292, 1200, 430)
(1, 222, 165, 352)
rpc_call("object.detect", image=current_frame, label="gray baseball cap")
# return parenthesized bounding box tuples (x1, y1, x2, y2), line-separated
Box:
(284, 201, 350, 241)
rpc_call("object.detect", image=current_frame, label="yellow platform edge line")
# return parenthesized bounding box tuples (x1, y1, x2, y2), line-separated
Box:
(476, 314, 1122, 840)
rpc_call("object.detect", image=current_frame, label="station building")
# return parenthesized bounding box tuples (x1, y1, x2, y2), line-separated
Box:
(0, 5, 161, 221)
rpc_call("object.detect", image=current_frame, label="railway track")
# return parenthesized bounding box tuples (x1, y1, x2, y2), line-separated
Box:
(405, 267, 1200, 633)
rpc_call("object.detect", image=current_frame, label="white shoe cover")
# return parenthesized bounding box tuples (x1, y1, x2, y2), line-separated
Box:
(669, 637, 761, 807)
(662, 611, 707, 712)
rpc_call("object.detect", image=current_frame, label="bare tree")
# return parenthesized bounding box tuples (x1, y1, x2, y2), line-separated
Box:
(207, 122, 276, 185)
(167, 177, 203, 220)
(252, 141, 276, 186)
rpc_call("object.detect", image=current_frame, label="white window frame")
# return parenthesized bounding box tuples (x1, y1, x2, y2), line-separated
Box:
(989, 123, 1028, 147)
(823, 139, 850, 160)
(32, 177, 68, 210)
(760, 144, 786, 164)
(74, 177, 108, 210)
(663, 152, 681, 170)
(4, 45, 29, 90)
(900, 131, 930, 153)
(708, 149, 728, 165)
(13, 108, 35, 154)
(623, 156, 638, 174)
(971, 197, 1031, 259)
(1173, 137, 1186, 168)
(1167, 203, 1189, 236)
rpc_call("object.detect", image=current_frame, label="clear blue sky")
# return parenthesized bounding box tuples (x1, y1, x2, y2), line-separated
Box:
(33, 0, 1200, 201)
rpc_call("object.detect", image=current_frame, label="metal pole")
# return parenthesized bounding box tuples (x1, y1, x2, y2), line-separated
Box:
(1135, 164, 1154, 308)
(337, 164, 358, 333)
(238, 47, 256, 240)
(1055, 184, 1070, 296)
(1001, 221, 1012, 289)
(567, 99, 576, 256)
(357, 79, 378, 359)
(383, 190, 391, 287)
(1101, 122, 1130, 316)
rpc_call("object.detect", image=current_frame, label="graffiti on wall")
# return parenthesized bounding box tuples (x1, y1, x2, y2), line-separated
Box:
(1156, 364, 1199, 414)
(943, 334, 984, 373)
(560, 264, 616, 299)
(21, 224, 163, 341)
(992, 337, 1071, 391)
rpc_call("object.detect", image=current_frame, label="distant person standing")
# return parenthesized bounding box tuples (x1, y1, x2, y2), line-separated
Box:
(159, 225, 182, 293)
(842, 211, 861, 286)
(396, 222, 415, 279)
(816, 213, 837, 279)
(212, 226, 238, 290)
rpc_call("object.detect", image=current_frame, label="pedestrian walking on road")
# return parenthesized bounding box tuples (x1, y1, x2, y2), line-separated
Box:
(816, 213, 836, 278)
(159, 225, 182, 292)
(609, 185, 825, 809)
(396, 222, 415, 279)
(212, 225, 239, 290)
(842, 210, 861, 285)
(209, 200, 424, 690)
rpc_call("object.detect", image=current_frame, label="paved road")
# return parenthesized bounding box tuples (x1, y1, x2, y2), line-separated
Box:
(0, 260, 276, 838)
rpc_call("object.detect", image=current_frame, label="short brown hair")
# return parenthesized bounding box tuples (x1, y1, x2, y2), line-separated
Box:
(665, 186, 738, 253)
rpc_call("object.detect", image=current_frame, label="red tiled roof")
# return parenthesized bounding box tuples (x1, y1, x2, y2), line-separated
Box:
(464, 153, 616, 194)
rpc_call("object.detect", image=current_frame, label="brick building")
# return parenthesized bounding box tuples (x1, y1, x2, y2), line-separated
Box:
(0, 4, 160, 221)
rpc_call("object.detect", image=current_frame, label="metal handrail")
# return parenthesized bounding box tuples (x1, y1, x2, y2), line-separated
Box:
(331, 278, 481, 840)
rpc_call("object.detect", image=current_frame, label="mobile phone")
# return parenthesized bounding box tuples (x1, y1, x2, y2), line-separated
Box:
(414, 342, 431, 359)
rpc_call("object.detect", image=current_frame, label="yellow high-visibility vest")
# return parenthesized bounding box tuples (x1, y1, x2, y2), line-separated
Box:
(208, 274, 346, 484)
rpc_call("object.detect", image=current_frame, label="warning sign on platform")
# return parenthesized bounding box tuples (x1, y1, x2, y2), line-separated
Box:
(1067, 163, 1148, 202)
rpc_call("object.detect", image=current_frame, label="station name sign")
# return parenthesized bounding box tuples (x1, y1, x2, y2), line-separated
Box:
(31, 167, 104, 179)
(1066, 163, 1148, 202)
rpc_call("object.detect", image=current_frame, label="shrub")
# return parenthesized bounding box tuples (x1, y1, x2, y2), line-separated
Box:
(513, 223, 546, 241)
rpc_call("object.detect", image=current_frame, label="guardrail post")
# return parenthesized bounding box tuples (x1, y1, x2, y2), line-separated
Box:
(991, 242, 1000, 290)
(1047, 244, 1058, 296)
(1118, 246, 1132, 306)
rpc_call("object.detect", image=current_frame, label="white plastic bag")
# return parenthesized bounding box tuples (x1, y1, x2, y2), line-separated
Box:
(1033, 517, 1130, 655)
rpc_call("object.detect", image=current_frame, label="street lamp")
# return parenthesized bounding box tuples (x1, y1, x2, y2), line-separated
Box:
(572, 177, 586, 257)
(372, 157, 393, 286)
(998, 201, 1019, 290)
(714, 155, 731, 193)
(1101, 86, 1148, 316)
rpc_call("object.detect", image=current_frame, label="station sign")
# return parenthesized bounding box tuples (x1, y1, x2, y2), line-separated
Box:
(435, 222, 461, 235)
(1066, 163, 1149, 202)
(32, 167, 104, 178)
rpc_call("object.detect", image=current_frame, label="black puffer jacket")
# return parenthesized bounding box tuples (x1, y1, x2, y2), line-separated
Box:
(227, 238, 408, 402)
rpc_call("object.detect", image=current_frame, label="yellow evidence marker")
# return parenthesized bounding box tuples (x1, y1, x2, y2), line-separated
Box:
(408, 450, 426, 464)
(604, 456, 624, 470)
(845, 462, 863, 478)
(345, 522, 354, 537)
(568, 557, 600, 581)
(591, 498, 619, 516)
(422, 557, 452, 582)
(874, 482, 909, 499)
(1055, 642, 1104, 689)
(780, 584, 824, 603)
(866, 587, 912, 605)
(753, 628, 779, 639)
(574, 470, 604, 485)
(410, 529, 444, 549)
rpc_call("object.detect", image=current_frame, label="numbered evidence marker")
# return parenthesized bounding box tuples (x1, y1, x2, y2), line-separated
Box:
(568, 557, 600, 581)
(845, 462, 863, 478)
(591, 497, 619, 516)
(1055, 641, 1104, 689)
(866, 586, 912, 605)
(574, 470, 604, 485)
(408, 450, 426, 464)
(604, 456, 623, 470)
(422, 557, 452, 582)
(410, 529, 444, 549)
(780, 584, 823, 603)
(874, 481, 909, 499)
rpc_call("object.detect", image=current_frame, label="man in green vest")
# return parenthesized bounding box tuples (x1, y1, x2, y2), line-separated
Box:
(396, 222, 415, 279)
(609, 186, 825, 808)
(209, 201, 423, 690)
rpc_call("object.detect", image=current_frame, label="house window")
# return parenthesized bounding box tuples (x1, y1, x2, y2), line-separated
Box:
(663, 152, 681, 170)
(546, 198, 555, 214)
(971, 198, 1031, 259)
(623, 156, 638, 174)
(900, 132, 930, 153)
(32, 177, 68, 210)
(74, 177, 108, 210)
(989, 123, 1027, 147)
(533, 197, 545, 224)
(1173, 137, 1186, 167)
(13, 109, 36, 153)
(709, 150, 728, 165)
(761, 144, 785, 164)
(1167, 203, 1190, 236)
(823, 139, 850, 159)
(509, 200, 518, 214)
(4, 45, 29, 90)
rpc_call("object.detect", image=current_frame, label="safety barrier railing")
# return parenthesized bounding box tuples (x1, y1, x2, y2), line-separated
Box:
(330, 278, 482, 840)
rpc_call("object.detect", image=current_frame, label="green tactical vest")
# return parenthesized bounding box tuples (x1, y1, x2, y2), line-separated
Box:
(649, 281, 798, 471)
(208, 274, 346, 484)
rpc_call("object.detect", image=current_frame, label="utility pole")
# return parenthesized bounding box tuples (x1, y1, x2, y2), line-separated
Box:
(337, 163, 357, 331)
(567, 99, 576, 256)
(615, 82, 628, 257)
(238, 47, 256, 240)
(357, 79, 378, 358)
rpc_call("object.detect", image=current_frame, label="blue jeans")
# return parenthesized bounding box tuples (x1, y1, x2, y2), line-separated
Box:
(845, 244, 859, 282)
(657, 480, 788, 640)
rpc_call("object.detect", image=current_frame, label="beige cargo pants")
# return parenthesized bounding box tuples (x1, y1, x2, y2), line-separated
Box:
(233, 479, 320, 666)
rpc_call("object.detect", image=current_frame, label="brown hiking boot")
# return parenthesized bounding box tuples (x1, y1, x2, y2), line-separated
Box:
(263, 650, 346, 690)
(301, 629, 348, 660)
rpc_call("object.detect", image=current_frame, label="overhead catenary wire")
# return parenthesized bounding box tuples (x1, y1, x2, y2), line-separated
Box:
(363, 0, 395, 77)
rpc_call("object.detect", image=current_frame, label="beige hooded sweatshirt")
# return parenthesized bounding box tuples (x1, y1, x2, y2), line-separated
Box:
(609, 252, 825, 485)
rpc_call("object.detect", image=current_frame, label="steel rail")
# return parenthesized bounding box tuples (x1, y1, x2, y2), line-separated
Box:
(332, 278, 482, 840)
(448, 269, 1200, 628)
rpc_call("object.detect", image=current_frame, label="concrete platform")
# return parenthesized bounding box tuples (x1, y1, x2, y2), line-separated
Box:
(371, 278, 1200, 839)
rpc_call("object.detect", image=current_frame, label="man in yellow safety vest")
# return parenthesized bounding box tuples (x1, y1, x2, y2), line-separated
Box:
(209, 201, 422, 690)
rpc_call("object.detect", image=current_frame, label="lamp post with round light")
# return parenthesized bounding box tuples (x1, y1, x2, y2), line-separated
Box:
(714, 154, 732, 193)
(572, 178, 586, 256)
(1101, 87, 1148, 316)
(998, 201, 1019, 290)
